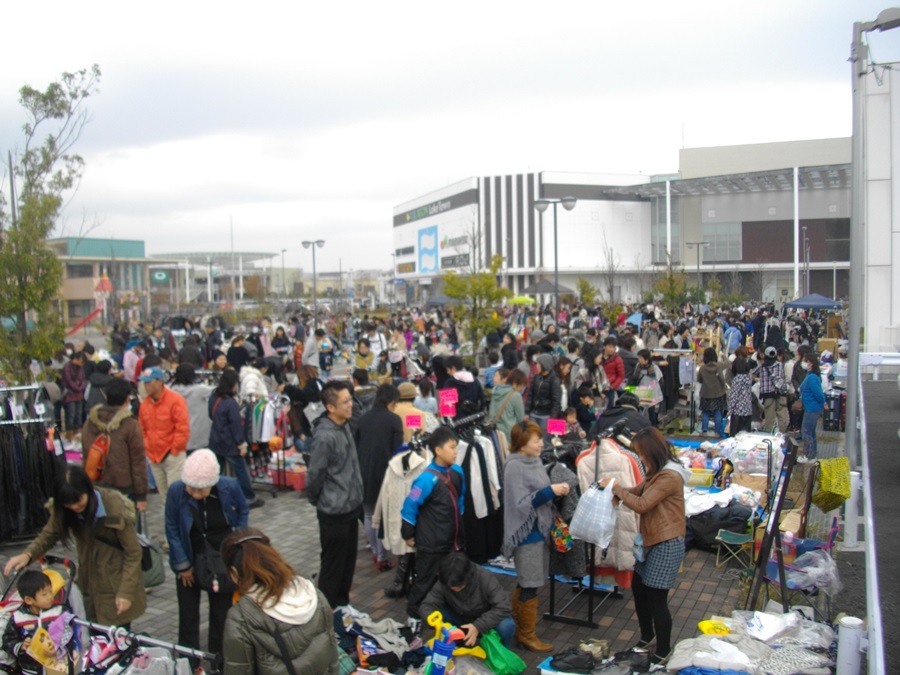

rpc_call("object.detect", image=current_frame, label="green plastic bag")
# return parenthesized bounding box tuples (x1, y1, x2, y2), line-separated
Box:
(481, 629, 526, 675)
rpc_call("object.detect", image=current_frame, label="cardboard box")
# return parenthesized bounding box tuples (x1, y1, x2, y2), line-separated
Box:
(274, 467, 306, 491)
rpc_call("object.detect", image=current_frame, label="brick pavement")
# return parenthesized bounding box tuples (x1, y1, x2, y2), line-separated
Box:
(119, 485, 745, 670)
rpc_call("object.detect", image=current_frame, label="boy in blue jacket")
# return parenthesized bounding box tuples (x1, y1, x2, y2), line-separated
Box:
(400, 426, 465, 632)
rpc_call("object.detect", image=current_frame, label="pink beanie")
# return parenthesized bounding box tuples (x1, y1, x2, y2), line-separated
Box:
(181, 449, 220, 488)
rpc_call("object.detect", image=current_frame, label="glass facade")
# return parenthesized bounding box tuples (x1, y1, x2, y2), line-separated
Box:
(702, 222, 742, 262)
(66, 263, 94, 279)
(651, 197, 681, 264)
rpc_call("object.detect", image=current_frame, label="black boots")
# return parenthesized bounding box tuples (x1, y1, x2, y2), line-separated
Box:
(384, 553, 414, 598)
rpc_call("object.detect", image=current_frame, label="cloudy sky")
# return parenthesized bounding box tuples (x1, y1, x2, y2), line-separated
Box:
(1, 1, 897, 274)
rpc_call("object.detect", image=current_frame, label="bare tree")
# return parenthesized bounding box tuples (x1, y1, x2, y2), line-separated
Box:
(600, 233, 621, 303)
(632, 253, 652, 302)
(752, 260, 768, 301)
(729, 269, 743, 297)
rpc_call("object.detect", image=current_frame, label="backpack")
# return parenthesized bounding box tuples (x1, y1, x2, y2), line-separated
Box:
(84, 432, 111, 481)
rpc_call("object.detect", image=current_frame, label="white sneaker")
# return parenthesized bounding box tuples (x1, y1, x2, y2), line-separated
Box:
(406, 616, 422, 633)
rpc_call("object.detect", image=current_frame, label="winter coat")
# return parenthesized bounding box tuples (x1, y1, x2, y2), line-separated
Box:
(177, 344, 205, 369)
(575, 440, 641, 571)
(354, 407, 404, 507)
(420, 565, 511, 637)
(400, 462, 466, 554)
(85, 371, 114, 411)
(697, 361, 728, 400)
(164, 478, 249, 573)
(592, 405, 652, 436)
(61, 361, 86, 403)
(799, 372, 825, 414)
(307, 416, 364, 517)
(223, 578, 338, 675)
(239, 366, 268, 399)
(487, 384, 525, 442)
(394, 400, 439, 444)
(170, 383, 214, 451)
(373, 449, 431, 555)
(82, 405, 149, 501)
(445, 371, 486, 417)
(611, 461, 690, 547)
(601, 353, 626, 391)
(138, 386, 190, 464)
(25, 488, 147, 626)
(208, 394, 245, 457)
(525, 370, 562, 418)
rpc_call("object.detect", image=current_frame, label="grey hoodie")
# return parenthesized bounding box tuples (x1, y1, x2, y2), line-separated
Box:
(306, 416, 364, 517)
(170, 383, 214, 451)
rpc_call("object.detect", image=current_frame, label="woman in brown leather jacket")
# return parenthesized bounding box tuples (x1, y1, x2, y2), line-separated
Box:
(600, 428, 690, 667)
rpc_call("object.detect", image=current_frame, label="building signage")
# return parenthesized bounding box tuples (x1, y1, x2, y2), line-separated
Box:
(397, 262, 416, 274)
(418, 226, 438, 274)
(405, 200, 451, 223)
(441, 235, 468, 249)
(441, 253, 470, 269)
(151, 271, 170, 283)
(393, 188, 479, 227)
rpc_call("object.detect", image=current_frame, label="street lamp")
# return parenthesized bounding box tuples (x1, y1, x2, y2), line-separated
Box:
(302, 240, 325, 332)
(534, 196, 577, 318)
(847, 8, 900, 470)
(686, 241, 710, 306)
(281, 248, 287, 299)
(802, 227, 810, 296)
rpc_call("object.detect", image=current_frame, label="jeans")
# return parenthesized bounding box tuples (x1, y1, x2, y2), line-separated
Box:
(217, 454, 256, 501)
(701, 409, 724, 436)
(801, 410, 821, 459)
(64, 400, 84, 433)
(362, 503, 387, 563)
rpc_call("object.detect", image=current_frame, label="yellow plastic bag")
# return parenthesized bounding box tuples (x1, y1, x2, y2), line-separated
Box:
(812, 457, 851, 513)
(698, 619, 730, 635)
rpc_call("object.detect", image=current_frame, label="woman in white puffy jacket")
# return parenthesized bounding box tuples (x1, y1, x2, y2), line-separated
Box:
(239, 358, 270, 399)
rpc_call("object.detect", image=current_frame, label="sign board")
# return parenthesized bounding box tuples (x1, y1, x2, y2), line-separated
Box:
(439, 402, 456, 417)
(439, 388, 459, 405)
(151, 270, 170, 283)
(547, 418, 567, 436)
(405, 415, 423, 430)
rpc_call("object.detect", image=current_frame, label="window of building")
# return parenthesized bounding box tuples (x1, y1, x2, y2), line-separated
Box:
(66, 263, 94, 279)
(702, 222, 742, 262)
(67, 300, 94, 321)
(651, 198, 681, 264)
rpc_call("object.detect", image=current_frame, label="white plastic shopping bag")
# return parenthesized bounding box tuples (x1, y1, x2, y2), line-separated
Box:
(569, 479, 617, 548)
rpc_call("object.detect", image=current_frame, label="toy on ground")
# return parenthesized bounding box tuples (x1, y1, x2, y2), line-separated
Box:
(425, 610, 487, 663)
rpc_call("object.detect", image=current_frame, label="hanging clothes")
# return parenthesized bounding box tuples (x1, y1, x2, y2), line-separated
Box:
(575, 439, 642, 588)
(455, 432, 504, 564)
(373, 448, 432, 555)
(546, 461, 586, 578)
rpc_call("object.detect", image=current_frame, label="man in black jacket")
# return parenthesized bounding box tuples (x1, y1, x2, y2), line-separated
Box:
(525, 354, 561, 436)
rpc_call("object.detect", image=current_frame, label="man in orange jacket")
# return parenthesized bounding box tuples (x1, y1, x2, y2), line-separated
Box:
(138, 367, 190, 513)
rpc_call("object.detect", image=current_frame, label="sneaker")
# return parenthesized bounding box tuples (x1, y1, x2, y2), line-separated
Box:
(406, 616, 422, 634)
(248, 499, 265, 509)
(550, 647, 595, 673)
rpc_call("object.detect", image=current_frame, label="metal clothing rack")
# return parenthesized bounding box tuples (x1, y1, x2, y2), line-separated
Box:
(653, 348, 697, 432)
(73, 618, 218, 666)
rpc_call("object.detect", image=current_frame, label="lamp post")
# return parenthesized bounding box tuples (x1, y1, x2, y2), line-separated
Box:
(302, 240, 325, 332)
(281, 248, 287, 299)
(686, 241, 710, 307)
(534, 196, 577, 318)
(802, 226, 810, 295)
(847, 9, 900, 472)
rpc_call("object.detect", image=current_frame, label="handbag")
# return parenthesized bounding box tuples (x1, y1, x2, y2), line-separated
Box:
(137, 512, 166, 588)
(791, 398, 804, 413)
(569, 479, 617, 549)
(550, 513, 573, 553)
(194, 540, 236, 594)
(812, 457, 851, 512)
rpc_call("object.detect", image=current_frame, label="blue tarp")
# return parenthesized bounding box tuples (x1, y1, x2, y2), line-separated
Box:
(783, 293, 841, 310)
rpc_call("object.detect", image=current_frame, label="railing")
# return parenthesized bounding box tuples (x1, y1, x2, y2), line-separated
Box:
(858, 369, 884, 672)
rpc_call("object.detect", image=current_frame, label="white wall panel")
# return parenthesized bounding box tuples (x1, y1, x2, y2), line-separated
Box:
(866, 180, 892, 267)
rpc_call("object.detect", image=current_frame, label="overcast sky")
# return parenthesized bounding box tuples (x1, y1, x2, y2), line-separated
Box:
(1, 1, 897, 274)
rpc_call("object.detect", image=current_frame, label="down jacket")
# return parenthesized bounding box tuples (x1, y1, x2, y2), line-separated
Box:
(575, 439, 642, 572)
(138, 386, 190, 464)
(223, 577, 338, 675)
(372, 449, 431, 555)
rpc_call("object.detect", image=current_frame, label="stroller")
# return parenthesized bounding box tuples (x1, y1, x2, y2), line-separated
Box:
(0, 556, 86, 674)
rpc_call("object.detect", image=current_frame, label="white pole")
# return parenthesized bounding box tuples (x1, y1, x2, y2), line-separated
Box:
(184, 260, 190, 304)
(207, 257, 212, 306)
(844, 471, 861, 549)
(793, 166, 800, 298)
(836, 616, 864, 675)
(239, 257, 244, 299)
(665, 180, 672, 261)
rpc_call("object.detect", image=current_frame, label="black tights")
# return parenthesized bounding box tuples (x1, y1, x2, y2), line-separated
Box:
(632, 573, 672, 657)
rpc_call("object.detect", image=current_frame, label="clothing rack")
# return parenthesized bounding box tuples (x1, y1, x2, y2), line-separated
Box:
(0, 418, 48, 426)
(73, 618, 219, 665)
(0, 384, 44, 393)
(652, 348, 698, 432)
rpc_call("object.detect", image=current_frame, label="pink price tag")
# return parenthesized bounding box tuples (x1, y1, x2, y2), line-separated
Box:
(405, 415, 423, 430)
(439, 388, 459, 405)
(439, 402, 457, 417)
(547, 418, 567, 436)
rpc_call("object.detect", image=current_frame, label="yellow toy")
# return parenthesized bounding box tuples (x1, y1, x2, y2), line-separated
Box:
(425, 610, 487, 660)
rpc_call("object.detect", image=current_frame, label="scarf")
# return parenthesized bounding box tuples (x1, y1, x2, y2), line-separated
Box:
(502, 453, 553, 557)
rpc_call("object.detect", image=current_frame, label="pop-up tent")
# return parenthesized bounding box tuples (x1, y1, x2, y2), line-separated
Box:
(783, 293, 842, 310)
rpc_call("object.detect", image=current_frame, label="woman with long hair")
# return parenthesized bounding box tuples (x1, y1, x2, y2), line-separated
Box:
(728, 347, 754, 435)
(797, 352, 825, 460)
(502, 421, 570, 652)
(3, 466, 146, 627)
(599, 428, 690, 667)
(284, 365, 324, 453)
(209, 370, 262, 508)
(554, 356, 573, 412)
(221, 528, 338, 675)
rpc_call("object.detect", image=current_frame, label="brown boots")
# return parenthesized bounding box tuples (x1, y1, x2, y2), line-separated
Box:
(512, 587, 553, 652)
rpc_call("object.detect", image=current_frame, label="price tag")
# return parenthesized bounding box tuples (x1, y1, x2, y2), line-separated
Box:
(439, 402, 457, 418)
(13, 405, 24, 420)
(53, 439, 64, 457)
(547, 418, 567, 436)
(34, 403, 46, 415)
(438, 388, 459, 405)
(405, 415, 423, 430)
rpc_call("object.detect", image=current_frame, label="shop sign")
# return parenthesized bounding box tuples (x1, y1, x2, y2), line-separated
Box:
(441, 253, 469, 269)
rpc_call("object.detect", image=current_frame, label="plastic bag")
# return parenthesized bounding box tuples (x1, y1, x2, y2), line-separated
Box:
(768, 617, 836, 650)
(729, 610, 800, 642)
(785, 549, 842, 597)
(481, 629, 526, 675)
(569, 479, 617, 548)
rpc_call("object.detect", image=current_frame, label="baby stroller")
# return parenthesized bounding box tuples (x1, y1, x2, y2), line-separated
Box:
(0, 555, 86, 674)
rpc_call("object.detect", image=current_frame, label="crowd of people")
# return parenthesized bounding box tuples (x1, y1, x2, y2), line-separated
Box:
(1, 297, 838, 671)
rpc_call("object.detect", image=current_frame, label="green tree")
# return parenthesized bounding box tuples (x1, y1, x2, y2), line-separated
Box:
(0, 65, 101, 381)
(653, 255, 690, 315)
(443, 254, 511, 351)
(576, 276, 598, 307)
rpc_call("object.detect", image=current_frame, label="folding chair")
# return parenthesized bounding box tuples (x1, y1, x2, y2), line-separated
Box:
(715, 529, 754, 569)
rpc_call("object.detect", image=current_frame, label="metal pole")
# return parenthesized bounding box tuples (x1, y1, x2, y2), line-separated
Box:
(206, 256, 212, 308)
(793, 167, 800, 298)
(281, 249, 286, 298)
(553, 201, 559, 319)
(665, 180, 672, 260)
(696, 248, 701, 306)
(846, 20, 867, 468)
(312, 247, 318, 333)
